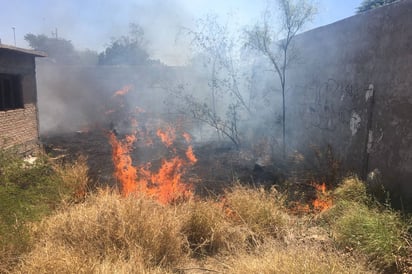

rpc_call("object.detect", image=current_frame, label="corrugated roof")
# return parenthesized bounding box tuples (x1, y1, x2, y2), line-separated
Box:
(0, 44, 47, 57)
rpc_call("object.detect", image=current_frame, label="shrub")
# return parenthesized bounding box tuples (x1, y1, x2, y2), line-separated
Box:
(322, 177, 410, 270)
(333, 176, 370, 204)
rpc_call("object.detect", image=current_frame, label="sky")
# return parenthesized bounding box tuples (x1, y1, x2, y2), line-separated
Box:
(0, 0, 361, 65)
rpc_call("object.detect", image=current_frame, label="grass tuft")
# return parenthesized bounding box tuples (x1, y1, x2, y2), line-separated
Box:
(18, 190, 184, 273)
(180, 200, 247, 256)
(321, 177, 410, 270)
(223, 184, 289, 240)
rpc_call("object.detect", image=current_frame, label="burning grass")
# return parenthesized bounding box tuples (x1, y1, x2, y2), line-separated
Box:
(14, 182, 386, 274)
(2, 150, 410, 273)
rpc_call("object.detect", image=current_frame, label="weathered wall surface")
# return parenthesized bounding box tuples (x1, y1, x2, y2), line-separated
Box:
(0, 104, 39, 152)
(0, 51, 40, 152)
(287, 0, 412, 207)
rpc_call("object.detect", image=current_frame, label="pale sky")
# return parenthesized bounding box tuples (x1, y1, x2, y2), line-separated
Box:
(0, 0, 361, 65)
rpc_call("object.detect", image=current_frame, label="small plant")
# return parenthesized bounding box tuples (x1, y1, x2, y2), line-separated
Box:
(322, 177, 410, 270)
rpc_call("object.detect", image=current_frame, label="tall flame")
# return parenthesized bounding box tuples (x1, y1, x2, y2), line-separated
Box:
(109, 132, 138, 194)
(109, 126, 196, 204)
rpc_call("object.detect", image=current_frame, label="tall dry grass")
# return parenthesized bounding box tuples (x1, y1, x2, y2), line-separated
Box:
(223, 184, 289, 241)
(13, 176, 410, 273)
(226, 243, 375, 274)
(17, 190, 184, 273)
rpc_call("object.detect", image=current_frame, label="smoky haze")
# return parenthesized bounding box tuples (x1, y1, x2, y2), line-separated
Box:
(33, 2, 286, 156)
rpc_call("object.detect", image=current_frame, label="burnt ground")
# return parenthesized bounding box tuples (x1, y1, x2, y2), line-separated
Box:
(41, 129, 322, 204)
(43, 131, 278, 188)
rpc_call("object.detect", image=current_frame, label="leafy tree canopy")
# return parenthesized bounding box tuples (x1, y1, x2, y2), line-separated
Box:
(357, 0, 398, 13)
(24, 33, 98, 65)
(98, 23, 150, 65)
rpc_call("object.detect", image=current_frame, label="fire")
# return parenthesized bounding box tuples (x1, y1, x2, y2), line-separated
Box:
(113, 85, 132, 97)
(185, 146, 197, 163)
(109, 132, 138, 194)
(108, 120, 196, 204)
(156, 126, 176, 148)
(182, 132, 192, 143)
(312, 182, 333, 212)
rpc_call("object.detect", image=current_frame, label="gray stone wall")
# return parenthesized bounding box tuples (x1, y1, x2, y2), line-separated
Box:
(286, 0, 412, 207)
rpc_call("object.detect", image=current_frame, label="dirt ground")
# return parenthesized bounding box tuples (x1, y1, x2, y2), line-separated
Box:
(41, 129, 292, 198)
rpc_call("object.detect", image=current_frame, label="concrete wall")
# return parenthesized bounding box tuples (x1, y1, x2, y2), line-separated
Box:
(286, 0, 412, 208)
(0, 51, 40, 153)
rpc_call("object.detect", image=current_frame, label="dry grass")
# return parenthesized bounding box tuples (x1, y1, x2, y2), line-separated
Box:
(0, 153, 91, 273)
(226, 242, 375, 274)
(52, 155, 90, 202)
(10, 176, 411, 273)
(223, 184, 289, 240)
(17, 190, 184, 273)
(179, 200, 248, 256)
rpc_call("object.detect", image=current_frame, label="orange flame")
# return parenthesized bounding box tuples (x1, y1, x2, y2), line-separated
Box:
(109, 132, 138, 194)
(185, 146, 197, 163)
(156, 126, 176, 148)
(312, 182, 333, 212)
(182, 132, 192, 143)
(109, 126, 196, 204)
(113, 85, 132, 97)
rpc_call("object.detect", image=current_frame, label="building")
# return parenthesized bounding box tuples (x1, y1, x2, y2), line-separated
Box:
(0, 44, 46, 153)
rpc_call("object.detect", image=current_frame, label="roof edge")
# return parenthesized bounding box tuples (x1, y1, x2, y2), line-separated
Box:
(0, 44, 47, 57)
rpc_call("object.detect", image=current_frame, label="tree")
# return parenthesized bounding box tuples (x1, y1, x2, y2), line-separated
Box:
(25, 33, 77, 64)
(170, 15, 254, 148)
(25, 33, 99, 65)
(98, 23, 149, 65)
(246, 0, 316, 158)
(357, 0, 398, 13)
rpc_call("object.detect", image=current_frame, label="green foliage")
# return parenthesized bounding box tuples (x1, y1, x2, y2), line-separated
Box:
(24, 33, 99, 65)
(0, 151, 87, 271)
(332, 176, 370, 204)
(321, 177, 410, 270)
(98, 23, 150, 65)
(357, 0, 399, 13)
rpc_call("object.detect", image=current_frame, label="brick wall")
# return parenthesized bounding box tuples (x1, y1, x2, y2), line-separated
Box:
(0, 103, 39, 153)
(0, 49, 40, 153)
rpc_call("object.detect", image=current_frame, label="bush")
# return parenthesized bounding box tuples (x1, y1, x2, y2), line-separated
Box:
(322, 177, 410, 269)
